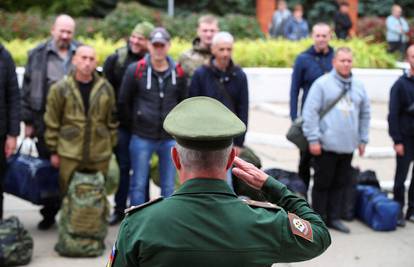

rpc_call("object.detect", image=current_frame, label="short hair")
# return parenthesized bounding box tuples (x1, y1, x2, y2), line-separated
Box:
(198, 15, 218, 26)
(339, 1, 349, 7)
(334, 47, 352, 57)
(312, 22, 331, 32)
(293, 4, 303, 12)
(176, 144, 232, 172)
(212, 31, 234, 46)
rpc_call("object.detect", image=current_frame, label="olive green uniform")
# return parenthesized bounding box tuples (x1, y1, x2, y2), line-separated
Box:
(111, 177, 331, 267)
(178, 38, 212, 79)
(44, 72, 118, 192)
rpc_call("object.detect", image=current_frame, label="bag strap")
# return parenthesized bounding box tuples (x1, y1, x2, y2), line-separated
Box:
(212, 75, 236, 112)
(319, 85, 349, 118)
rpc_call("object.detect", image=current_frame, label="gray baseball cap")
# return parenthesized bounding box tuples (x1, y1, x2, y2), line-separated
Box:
(150, 27, 171, 44)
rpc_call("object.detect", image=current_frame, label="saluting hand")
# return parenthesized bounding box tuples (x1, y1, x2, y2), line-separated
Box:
(232, 157, 268, 190)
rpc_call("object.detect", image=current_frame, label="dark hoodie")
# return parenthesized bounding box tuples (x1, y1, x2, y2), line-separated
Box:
(388, 70, 414, 144)
(290, 45, 334, 120)
(0, 44, 20, 137)
(118, 54, 187, 140)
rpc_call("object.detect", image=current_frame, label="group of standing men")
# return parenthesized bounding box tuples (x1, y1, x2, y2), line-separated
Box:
(291, 22, 414, 232)
(0, 14, 250, 231)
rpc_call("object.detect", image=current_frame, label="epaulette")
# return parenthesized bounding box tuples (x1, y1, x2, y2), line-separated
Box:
(124, 197, 163, 216)
(241, 198, 281, 210)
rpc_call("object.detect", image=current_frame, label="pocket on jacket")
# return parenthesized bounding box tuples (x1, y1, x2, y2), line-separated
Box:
(60, 126, 80, 141)
(96, 126, 110, 138)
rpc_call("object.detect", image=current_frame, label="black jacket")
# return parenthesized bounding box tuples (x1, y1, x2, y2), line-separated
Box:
(388, 72, 414, 143)
(103, 45, 146, 128)
(189, 59, 249, 147)
(334, 12, 352, 39)
(0, 44, 20, 137)
(21, 39, 79, 136)
(118, 54, 187, 140)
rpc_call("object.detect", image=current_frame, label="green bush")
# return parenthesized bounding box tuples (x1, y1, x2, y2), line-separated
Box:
(3, 36, 396, 69)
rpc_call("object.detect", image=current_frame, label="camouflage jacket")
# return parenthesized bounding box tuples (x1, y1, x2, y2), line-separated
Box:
(178, 38, 212, 79)
(44, 72, 118, 162)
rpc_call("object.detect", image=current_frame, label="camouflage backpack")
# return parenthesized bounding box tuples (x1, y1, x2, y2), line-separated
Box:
(55, 171, 109, 257)
(0, 216, 33, 266)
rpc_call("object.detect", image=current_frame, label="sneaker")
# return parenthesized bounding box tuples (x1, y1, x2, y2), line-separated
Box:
(37, 218, 55, 230)
(397, 212, 406, 227)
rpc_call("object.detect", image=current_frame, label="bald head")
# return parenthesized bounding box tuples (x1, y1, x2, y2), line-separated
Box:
(312, 23, 331, 53)
(73, 45, 97, 80)
(51, 14, 75, 50)
(407, 45, 414, 71)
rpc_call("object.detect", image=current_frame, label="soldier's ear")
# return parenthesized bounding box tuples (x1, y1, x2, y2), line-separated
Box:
(171, 147, 181, 170)
(225, 147, 236, 170)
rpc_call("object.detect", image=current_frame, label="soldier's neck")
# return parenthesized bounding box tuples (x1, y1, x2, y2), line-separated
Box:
(179, 169, 227, 184)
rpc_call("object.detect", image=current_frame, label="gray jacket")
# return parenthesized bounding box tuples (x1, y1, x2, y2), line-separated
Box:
(21, 39, 79, 135)
(302, 69, 371, 154)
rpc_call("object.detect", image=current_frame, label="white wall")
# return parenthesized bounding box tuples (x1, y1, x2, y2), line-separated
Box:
(17, 67, 405, 103)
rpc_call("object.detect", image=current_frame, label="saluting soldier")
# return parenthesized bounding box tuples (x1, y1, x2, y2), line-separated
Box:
(108, 96, 331, 267)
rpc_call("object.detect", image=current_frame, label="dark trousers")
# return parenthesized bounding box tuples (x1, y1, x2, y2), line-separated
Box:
(298, 150, 312, 190)
(388, 41, 407, 60)
(114, 128, 132, 214)
(0, 137, 5, 219)
(394, 137, 414, 214)
(312, 151, 353, 222)
(36, 136, 60, 221)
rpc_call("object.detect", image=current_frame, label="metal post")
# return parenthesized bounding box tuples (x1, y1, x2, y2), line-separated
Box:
(168, 0, 174, 17)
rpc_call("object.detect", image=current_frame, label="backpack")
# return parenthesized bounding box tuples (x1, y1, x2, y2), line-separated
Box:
(356, 185, 400, 231)
(0, 216, 33, 266)
(55, 171, 109, 257)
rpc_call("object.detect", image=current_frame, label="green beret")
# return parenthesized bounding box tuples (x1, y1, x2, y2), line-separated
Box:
(131, 21, 155, 39)
(163, 96, 246, 150)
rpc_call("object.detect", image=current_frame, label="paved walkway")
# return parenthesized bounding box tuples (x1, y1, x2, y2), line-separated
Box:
(4, 102, 413, 266)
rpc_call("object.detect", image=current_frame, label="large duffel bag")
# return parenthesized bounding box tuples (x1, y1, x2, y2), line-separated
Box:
(356, 185, 400, 231)
(264, 168, 307, 198)
(4, 151, 60, 205)
(0, 216, 33, 266)
(55, 171, 108, 257)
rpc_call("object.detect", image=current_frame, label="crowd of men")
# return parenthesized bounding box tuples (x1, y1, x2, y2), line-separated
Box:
(0, 6, 413, 266)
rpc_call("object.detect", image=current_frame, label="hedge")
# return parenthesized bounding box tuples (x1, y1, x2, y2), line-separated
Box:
(3, 36, 396, 69)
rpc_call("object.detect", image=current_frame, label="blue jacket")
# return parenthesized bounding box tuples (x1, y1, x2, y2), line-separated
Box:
(189, 59, 249, 147)
(289, 46, 334, 120)
(388, 71, 414, 144)
(284, 18, 309, 41)
(302, 70, 371, 154)
(386, 15, 409, 43)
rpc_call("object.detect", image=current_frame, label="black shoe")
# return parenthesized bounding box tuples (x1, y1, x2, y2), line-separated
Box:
(405, 211, 414, 223)
(109, 212, 124, 226)
(328, 220, 350, 234)
(37, 218, 55, 230)
(397, 217, 406, 227)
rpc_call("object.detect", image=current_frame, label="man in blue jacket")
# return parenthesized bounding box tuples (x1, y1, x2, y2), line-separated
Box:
(302, 47, 371, 233)
(190, 32, 249, 156)
(289, 23, 334, 191)
(388, 44, 414, 226)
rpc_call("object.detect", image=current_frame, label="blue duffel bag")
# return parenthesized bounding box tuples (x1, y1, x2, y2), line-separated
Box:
(4, 150, 60, 206)
(356, 185, 400, 231)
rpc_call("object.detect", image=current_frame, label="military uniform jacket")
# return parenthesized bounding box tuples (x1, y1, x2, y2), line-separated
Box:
(111, 177, 331, 267)
(44, 72, 118, 162)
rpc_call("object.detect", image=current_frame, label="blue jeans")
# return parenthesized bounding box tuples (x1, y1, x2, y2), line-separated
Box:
(114, 128, 131, 213)
(129, 135, 176, 206)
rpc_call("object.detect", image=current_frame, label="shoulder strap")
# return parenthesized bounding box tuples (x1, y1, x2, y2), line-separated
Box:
(212, 75, 236, 112)
(320, 87, 348, 118)
(134, 59, 147, 80)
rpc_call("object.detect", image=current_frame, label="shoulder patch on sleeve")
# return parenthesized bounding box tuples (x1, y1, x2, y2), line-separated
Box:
(288, 212, 313, 242)
(124, 197, 164, 215)
(241, 198, 281, 210)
